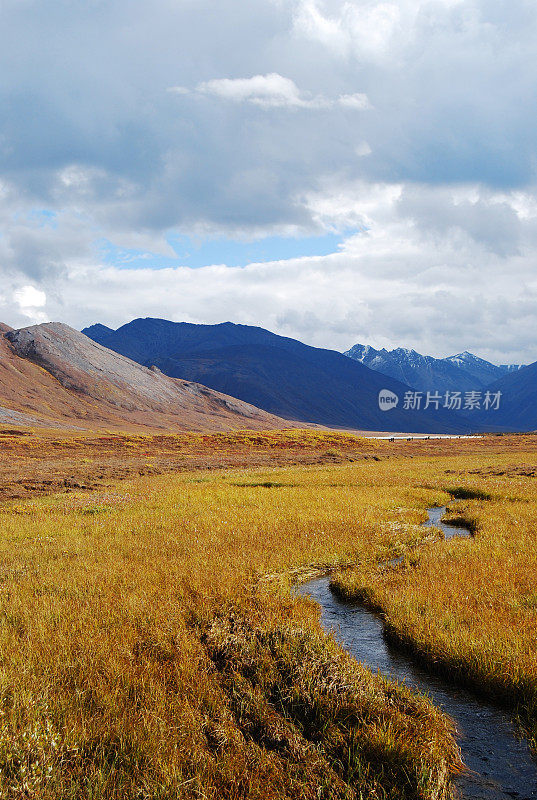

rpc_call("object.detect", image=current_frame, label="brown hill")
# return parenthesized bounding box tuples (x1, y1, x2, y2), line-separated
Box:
(0, 322, 293, 432)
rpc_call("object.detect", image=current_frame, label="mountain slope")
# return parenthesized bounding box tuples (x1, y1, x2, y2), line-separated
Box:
(472, 360, 537, 431)
(346, 343, 524, 395)
(83, 318, 475, 433)
(345, 344, 479, 393)
(444, 351, 509, 386)
(0, 323, 292, 432)
(82, 323, 115, 345)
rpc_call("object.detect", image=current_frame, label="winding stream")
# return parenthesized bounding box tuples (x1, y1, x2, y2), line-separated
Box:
(296, 507, 537, 799)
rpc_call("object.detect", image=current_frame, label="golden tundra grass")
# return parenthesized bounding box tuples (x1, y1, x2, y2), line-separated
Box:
(332, 451, 537, 750)
(0, 455, 468, 800)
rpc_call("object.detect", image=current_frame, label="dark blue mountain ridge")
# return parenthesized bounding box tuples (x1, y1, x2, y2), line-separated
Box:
(82, 318, 478, 433)
(471, 360, 537, 432)
(345, 343, 523, 394)
(83, 323, 114, 344)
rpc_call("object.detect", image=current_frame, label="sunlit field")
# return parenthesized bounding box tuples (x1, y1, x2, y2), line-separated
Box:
(0, 433, 535, 798)
(332, 459, 537, 750)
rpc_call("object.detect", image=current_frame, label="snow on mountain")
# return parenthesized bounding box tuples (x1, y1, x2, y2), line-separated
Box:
(444, 351, 521, 386)
(345, 344, 525, 394)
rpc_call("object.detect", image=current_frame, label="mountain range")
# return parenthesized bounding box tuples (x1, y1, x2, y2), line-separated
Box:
(344, 343, 523, 394)
(2, 318, 532, 434)
(344, 342, 537, 431)
(82, 318, 475, 434)
(472, 361, 537, 432)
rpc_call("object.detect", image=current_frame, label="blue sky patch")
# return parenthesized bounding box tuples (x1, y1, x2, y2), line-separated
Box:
(25, 209, 58, 229)
(98, 232, 350, 270)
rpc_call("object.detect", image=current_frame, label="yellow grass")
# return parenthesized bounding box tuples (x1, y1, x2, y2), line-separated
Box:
(332, 452, 537, 750)
(0, 428, 378, 451)
(0, 460, 464, 800)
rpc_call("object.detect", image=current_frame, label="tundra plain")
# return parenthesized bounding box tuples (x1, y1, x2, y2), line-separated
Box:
(0, 428, 535, 799)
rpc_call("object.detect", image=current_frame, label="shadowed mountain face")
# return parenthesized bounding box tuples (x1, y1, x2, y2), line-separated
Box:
(345, 344, 522, 394)
(472, 360, 537, 432)
(83, 318, 475, 433)
(0, 323, 292, 432)
(444, 351, 522, 385)
(345, 344, 478, 393)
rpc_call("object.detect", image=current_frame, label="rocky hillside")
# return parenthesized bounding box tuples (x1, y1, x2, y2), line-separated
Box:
(0, 322, 291, 432)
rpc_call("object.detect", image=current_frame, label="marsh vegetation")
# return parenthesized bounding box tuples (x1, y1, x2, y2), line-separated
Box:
(0, 432, 535, 798)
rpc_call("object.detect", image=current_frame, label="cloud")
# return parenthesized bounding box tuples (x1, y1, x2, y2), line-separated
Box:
(293, 0, 466, 61)
(3, 178, 537, 365)
(170, 73, 371, 110)
(293, 0, 402, 60)
(13, 285, 47, 322)
(2, 0, 536, 237)
(1, 0, 537, 362)
(338, 93, 371, 109)
(193, 74, 313, 108)
(355, 141, 372, 156)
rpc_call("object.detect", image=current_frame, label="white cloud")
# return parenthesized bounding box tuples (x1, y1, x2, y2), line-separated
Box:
(293, 1, 402, 60)
(293, 0, 465, 61)
(338, 93, 371, 109)
(14, 285, 46, 309)
(13, 285, 48, 322)
(170, 73, 371, 110)
(2, 178, 537, 365)
(196, 74, 312, 108)
(355, 141, 372, 156)
(292, 0, 346, 55)
(1, 0, 537, 363)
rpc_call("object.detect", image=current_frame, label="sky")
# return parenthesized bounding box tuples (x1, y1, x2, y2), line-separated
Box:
(1, 0, 537, 363)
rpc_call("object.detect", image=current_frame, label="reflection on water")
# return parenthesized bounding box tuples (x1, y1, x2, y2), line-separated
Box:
(296, 508, 537, 800)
